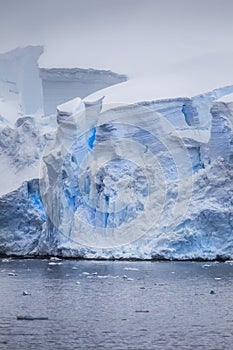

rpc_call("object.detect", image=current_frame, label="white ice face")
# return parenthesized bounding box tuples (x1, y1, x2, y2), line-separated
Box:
(0, 46, 44, 124)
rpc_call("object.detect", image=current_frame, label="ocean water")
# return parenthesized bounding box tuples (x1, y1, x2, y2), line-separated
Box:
(0, 258, 233, 350)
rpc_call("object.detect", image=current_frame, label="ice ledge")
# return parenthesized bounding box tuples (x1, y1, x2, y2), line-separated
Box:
(39, 68, 127, 82)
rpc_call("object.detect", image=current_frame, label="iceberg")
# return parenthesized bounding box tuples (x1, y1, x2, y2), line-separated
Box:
(0, 46, 233, 260)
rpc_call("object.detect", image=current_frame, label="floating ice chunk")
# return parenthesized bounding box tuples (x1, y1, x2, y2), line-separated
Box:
(97, 275, 119, 279)
(22, 290, 31, 296)
(48, 261, 63, 266)
(225, 260, 233, 265)
(202, 264, 211, 268)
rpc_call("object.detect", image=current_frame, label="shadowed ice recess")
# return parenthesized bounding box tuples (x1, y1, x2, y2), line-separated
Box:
(0, 46, 233, 259)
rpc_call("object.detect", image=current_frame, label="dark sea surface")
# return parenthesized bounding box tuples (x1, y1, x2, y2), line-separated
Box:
(0, 258, 233, 350)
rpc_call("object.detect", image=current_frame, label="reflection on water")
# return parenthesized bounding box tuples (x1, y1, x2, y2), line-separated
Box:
(0, 258, 233, 350)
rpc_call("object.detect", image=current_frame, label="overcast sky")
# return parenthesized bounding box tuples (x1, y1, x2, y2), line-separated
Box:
(1, 0, 233, 84)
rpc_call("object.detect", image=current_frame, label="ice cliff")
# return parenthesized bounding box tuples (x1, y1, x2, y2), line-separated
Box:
(0, 46, 44, 121)
(0, 46, 233, 260)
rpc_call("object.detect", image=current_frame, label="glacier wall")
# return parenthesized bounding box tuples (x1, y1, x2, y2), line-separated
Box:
(0, 85, 233, 259)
